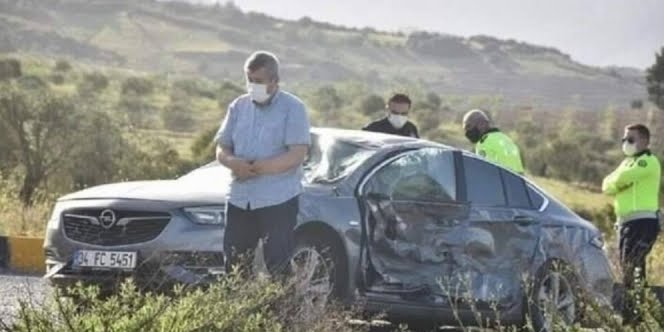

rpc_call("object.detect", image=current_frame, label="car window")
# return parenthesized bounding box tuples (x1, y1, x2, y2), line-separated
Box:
(305, 134, 376, 184)
(501, 170, 531, 209)
(527, 184, 545, 210)
(365, 148, 456, 202)
(463, 156, 506, 206)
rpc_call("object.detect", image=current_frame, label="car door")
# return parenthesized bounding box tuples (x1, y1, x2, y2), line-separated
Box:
(456, 154, 541, 310)
(358, 147, 471, 300)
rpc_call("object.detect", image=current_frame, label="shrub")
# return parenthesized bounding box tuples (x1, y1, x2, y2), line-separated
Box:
(78, 71, 109, 94)
(173, 78, 216, 99)
(161, 102, 195, 132)
(54, 59, 72, 72)
(6, 268, 366, 332)
(0, 58, 22, 80)
(50, 73, 65, 85)
(121, 76, 155, 96)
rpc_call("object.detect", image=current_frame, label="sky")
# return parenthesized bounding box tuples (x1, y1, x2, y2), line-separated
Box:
(185, 0, 664, 69)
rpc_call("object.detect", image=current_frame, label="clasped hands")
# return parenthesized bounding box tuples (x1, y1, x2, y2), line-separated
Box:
(229, 159, 272, 181)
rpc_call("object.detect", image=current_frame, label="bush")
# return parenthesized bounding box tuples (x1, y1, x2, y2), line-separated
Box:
(173, 78, 216, 99)
(78, 71, 109, 94)
(121, 76, 155, 96)
(118, 96, 157, 128)
(161, 102, 195, 132)
(0, 58, 22, 80)
(6, 268, 364, 332)
(54, 59, 72, 72)
(16, 75, 47, 90)
(50, 73, 65, 85)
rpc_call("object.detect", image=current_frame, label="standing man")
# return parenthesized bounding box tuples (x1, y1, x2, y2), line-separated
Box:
(602, 124, 661, 324)
(462, 109, 524, 174)
(363, 93, 419, 138)
(215, 51, 310, 277)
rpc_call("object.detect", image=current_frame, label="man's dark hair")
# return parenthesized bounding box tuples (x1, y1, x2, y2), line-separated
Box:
(244, 51, 280, 81)
(388, 93, 411, 107)
(626, 123, 650, 141)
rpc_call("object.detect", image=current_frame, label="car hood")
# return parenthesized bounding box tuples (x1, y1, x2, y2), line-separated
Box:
(59, 165, 233, 205)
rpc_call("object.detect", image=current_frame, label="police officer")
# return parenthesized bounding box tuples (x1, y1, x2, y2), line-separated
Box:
(363, 93, 419, 138)
(602, 123, 661, 324)
(462, 109, 524, 174)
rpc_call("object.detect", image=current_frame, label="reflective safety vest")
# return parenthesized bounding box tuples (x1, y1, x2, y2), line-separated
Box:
(602, 150, 661, 222)
(476, 129, 525, 174)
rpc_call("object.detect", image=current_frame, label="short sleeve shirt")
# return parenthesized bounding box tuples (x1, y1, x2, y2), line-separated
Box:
(214, 90, 311, 209)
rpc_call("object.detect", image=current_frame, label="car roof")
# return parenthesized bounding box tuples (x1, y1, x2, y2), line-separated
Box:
(310, 127, 453, 150)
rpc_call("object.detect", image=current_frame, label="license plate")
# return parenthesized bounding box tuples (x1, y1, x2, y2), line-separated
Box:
(73, 250, 137, 270)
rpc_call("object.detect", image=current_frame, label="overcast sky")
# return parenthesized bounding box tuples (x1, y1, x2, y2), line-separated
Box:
(186, 0, 664, 69)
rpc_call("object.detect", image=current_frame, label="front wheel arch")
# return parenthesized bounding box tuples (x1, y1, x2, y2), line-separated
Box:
(294, 221, 350, 298)
(524, 258, 582, 331)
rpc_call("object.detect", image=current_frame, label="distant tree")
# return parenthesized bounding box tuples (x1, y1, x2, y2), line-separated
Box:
(359, 94, 384, 116)
(0, 84, 83, 204)
(173, 78, 216, 99)
(118, 96, 156, 128)
(161, 102, 195, 132)
(121, 76, 155, 96)
(311, 85, 343, 112)
(50, 73, 65, 85)
(78, 71, 109, 95)
(646, 46, 664, 110)
(54, 59, 72, 72)
(218, 81, 244, 110)
(0, 58, 21, 80)
(425, 91, 442, 109)
(17, 75, 47, 90)
(631, 99, 644, 109)
(191, 126, 218, 164)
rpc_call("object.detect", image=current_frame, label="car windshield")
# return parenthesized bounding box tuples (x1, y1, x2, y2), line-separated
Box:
(180, 133, 376, 184)
(304, 134, 376, 184)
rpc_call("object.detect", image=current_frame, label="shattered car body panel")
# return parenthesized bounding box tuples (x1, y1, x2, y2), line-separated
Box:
(44, 127, 614, 326)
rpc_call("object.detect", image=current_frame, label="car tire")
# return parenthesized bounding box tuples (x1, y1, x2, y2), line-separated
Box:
(291, 235, 348, 303)
(525, 260, 580, 332)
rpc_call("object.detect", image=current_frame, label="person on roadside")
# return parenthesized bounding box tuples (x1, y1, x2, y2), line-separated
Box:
(602, 123, 661, 325)
(363, 93, 419, 138)
(462, 109, 524, 174)
(214, 51, 310, 277)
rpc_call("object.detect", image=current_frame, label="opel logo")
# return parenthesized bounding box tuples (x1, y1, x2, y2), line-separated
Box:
(99, 209, 116, 229)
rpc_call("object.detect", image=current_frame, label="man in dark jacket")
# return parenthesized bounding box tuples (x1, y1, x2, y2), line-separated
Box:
(363, 93, 419, 138)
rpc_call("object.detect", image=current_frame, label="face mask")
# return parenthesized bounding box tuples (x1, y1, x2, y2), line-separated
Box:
(247, 83, 271, 103)
(465, 127, 482, 143)
(388, 114, 408, 129)
(622, 141, 638, 156)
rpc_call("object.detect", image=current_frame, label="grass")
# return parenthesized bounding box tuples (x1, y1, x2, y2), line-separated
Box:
(531, 175, 611, 211)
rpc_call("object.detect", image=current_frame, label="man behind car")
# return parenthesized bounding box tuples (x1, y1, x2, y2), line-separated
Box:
(462, 109, 524, 174)
(362, 93, 419, 138)
(602, 123, 661, 325)
(215, 51, 310, 277)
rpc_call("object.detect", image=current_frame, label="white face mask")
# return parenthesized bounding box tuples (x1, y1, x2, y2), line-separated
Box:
(388, 114, 408, 129)
(622, 141, 638, 156)
(247, 83, 271, 103)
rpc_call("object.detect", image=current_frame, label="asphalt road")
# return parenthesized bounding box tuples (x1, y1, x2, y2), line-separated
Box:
(0, 270, 48, 328)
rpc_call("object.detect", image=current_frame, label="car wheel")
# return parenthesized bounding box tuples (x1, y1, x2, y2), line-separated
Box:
(289, 236, 347, 315)
(526, 261, 580, 332)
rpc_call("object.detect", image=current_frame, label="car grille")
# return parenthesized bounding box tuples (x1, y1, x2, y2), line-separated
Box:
(63, 209, 170, 246)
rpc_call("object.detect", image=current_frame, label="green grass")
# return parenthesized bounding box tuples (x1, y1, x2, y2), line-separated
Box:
(530, 175, 611, 211)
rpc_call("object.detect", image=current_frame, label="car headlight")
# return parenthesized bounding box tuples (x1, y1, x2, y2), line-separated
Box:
(184, 206, 226, 226)
(590, 234, 604, 249)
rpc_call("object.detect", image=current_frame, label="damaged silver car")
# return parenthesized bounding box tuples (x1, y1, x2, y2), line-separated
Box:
(43, 127, 614, 329)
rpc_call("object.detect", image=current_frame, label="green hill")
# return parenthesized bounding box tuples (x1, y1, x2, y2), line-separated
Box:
(0, 0, 647, 110)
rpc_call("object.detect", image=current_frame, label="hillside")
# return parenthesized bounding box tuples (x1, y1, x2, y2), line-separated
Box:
(0, 0, 647, 110)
